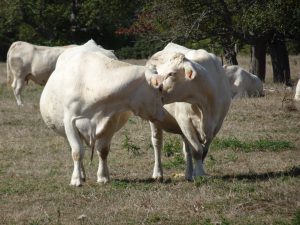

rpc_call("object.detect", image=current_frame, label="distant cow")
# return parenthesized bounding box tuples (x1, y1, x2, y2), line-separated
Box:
(223, 65, 264, 98)
(6, 41, 75, 106)
(146, 46, 232, 180)
(295, 79, 300, 100)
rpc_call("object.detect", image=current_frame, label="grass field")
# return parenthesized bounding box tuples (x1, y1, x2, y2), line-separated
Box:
(0, 55, 299, 225)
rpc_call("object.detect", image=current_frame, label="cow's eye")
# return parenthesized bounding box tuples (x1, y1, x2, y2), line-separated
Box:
(167, 72, 175, 77)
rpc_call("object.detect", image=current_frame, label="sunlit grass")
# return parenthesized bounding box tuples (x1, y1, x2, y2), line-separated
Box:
(211, 137, 294, 152)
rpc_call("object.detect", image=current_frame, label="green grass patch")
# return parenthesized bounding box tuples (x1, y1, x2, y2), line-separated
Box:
(211, 137, 294, 152)
(194, 176, 210, 187)
(111, 180, 133, 189)
(163, 154, 185, 169)
(163, 137, 181, 157)
(122, 133, 141, 156)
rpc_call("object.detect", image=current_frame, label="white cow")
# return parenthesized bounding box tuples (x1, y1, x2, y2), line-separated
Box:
(40, 41, 166, 186)
(223, 65, 264, 98)
(295, 79, 300, 100)
(6, 41, 76, 106)
(163, 42, 191, 54)
(146, 46, 232, 180)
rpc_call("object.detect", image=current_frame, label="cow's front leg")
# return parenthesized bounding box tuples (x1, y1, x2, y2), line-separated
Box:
(64, 115, 84, 187)
(178, 119, 206, 178)
(96, 139, 111, 184)
(182, 137, 193, 180)
(150, 122, 163, 181)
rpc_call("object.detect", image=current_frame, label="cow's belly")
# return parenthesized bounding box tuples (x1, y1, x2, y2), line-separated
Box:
(154, 110, 182, 134)
(40, 84, 65, 137)
(29, 70, 52, 85)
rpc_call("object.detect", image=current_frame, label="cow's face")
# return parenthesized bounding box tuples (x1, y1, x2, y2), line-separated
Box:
(148, 52, 197, 104)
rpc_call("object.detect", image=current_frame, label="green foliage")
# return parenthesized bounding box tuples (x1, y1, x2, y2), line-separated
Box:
(110, 180, 131, 190)
(194, 176, 210, 187)
(122, 133, 141, 156)
(162, 137, 185, 169)
(163, 137, 181, 157)
(212, 137, 294, 152)
(0, 0, 299, 60)
(116, 39, 163, 59)
(163, 154, 185, 169)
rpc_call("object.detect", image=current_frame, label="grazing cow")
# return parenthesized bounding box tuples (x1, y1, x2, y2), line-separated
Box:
(223, 65, 264, 98)
(40, 41, 166, 186)
(6, 41, 76, 106)
(146, 47, 232, 180)
(295, 79, 300, 100)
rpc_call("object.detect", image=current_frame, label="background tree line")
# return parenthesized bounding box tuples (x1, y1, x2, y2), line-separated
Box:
(0, 0, 299, 84)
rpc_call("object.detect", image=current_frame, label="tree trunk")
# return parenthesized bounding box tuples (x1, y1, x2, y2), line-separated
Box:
(223, 46, 238, 65)
(269, 33, 291, 86)
(250, 41, 266, 82)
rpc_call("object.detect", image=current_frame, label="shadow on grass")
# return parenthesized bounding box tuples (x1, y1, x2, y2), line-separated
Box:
(218, 166, 300, 181)
(110, 166, 299, 185)
(112, 177, 173, 185)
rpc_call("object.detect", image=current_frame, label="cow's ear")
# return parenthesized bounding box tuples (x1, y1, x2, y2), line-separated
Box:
(184, 66, 196, 80)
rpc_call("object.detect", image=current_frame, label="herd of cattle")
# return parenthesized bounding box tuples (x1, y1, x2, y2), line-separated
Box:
(5, 40, 300, 186)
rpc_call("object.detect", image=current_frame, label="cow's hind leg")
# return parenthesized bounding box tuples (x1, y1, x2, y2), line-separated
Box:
(64, 114, 85, 187)
(11, 77, 25, 106)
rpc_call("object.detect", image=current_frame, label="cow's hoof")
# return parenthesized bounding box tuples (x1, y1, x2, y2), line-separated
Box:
(152, 176, 164, 183)
(70, 178, 82, 187)
(97, 177, 109, 184)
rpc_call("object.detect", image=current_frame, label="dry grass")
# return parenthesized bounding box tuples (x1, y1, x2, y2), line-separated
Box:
(0, 55, 299, 225)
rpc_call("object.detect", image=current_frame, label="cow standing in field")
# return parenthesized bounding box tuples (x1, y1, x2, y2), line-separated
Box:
(295, 79, 300, 100)
(223, 65, 264, 98)
(146, 44, 232, 180)
(40, 40, 166, 186)
(6, 41, 75, 106)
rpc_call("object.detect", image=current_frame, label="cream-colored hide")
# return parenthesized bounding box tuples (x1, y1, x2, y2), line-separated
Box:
(40, 41, 165, 186)
(6, 41, 76, 105)
(223, 65, 264, 99)
(294, 79, 300, 100)
(146, 44, 232, 180)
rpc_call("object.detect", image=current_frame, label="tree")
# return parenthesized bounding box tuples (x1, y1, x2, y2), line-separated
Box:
(0, 0, 141, 60)
(121, 0, 300, 84)
(269, 33, 291, 85)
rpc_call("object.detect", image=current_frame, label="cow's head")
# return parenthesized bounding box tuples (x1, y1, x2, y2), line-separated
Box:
(133, 69, 165, 122)
(146, 52, 199, 104)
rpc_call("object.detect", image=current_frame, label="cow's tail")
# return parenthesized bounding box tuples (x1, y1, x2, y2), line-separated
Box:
(6, 49, 12, 86)
(71, 116, 95, 164)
